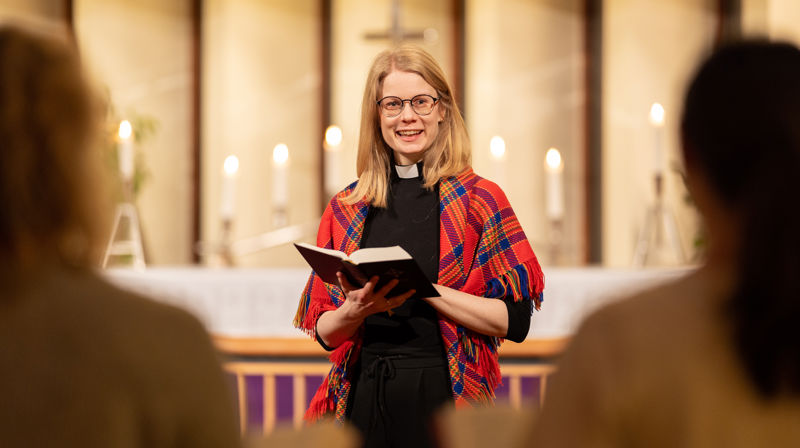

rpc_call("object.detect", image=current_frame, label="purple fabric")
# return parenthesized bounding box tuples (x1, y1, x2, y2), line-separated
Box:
(495, 376, 511, 402)
(245, 375, 263, 430)
(521, 376, 541, 408)
(305, 375, 324, 411)
(275, 375, 294, 422)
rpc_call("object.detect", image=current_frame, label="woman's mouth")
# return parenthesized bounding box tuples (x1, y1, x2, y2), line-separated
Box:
(397, 130, 422, 137)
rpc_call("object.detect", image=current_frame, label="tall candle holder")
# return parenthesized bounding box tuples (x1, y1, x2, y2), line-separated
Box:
(548, 218, 564, 266)
(632, 173, 685, 266)
(103, 121, 146, 270)
(102, 180, 146, 269)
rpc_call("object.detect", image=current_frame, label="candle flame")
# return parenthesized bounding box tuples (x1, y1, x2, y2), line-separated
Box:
(649, 103, 665, 126)
(118, 120, 133, 139)
(489, 136, 506, 159)
(273, 143, 289, 165)
(223, 155, 239, 175)
(325, 125, 343, 148)
(545, 148, 562, 169)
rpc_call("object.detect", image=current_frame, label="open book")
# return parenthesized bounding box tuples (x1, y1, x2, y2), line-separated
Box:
(294, 242, 440, 299)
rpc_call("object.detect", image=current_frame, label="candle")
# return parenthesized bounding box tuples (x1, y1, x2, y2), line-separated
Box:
(118, 120, 134, 181)
(272, 143, 289, 209)
(545, 147, 564, 221)
(220, 155, 239, 220)
(489, 135, 506, 184)
(649, 102, 665, 175)
(324, 125, 343, 197)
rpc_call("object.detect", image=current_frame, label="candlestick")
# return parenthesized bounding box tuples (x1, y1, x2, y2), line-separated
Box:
(545, 147, 564, 221)
(118, 120, 134, 181)
(220, 155, 238, 220)
(324, 125, 342, 197)
(272, 143, 289, 226)
(649, 102, 665, 176)
(489, 136, 506, 185)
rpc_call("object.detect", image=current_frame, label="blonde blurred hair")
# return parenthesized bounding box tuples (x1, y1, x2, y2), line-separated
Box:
(0, 22, 109, 277)
(344, 44, 471, 207)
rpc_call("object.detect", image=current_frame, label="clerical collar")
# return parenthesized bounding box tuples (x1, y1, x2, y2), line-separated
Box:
(394, 162, 421, 179)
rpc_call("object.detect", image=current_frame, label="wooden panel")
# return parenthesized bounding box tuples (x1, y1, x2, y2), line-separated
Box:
(214, 335, 568, 358)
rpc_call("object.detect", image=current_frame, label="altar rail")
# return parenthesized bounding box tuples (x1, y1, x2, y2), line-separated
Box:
(215, 336, 566, 435)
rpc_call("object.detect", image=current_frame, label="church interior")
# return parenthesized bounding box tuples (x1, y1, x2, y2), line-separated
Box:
(3, 0, 800, 444)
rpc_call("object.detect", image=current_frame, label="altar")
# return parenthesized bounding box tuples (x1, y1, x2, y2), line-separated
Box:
(106, 266, 691, 341)
(105, 266, 690, 433)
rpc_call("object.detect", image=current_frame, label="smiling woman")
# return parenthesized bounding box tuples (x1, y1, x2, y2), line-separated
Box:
(294, 45, 544, 448)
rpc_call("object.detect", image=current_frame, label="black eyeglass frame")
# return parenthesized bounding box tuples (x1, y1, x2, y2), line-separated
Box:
(376, 94, 440, 117)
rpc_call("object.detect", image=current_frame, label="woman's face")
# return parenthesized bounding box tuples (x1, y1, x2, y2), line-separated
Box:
(378, 70, 444, 165)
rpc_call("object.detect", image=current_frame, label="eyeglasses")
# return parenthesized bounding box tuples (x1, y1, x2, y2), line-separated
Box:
(377, 94, 439, 117)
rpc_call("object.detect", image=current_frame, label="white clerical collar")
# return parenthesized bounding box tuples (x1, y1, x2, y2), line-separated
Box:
(394, 163, 420, 179)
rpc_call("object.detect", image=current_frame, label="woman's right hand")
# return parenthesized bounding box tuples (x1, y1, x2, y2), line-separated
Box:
(316, 273, 415, 349)
(336, 272, 415, 321)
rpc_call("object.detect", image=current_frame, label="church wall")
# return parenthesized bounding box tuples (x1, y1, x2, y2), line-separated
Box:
(466, 0, 585, 267)
(602, 0, 715, 267)
(0, 0, 63, 22)
(202, 0, 320, 267)
(74, 0, 194, 265)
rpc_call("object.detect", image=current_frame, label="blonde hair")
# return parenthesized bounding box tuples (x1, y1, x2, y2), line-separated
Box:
(0, 23, 109, 277)
(345, 45, 471, 207)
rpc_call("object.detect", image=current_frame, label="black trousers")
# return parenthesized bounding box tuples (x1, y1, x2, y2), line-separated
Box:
(346, 347, 453, 448)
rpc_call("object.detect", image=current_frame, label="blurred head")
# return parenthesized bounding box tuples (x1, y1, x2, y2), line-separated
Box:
(346, 44, 471, 207)
(0, 23, 108, 277)
(681, 40, 800, 397)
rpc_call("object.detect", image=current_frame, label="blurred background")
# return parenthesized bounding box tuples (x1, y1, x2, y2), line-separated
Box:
(2, 0, 799, 270)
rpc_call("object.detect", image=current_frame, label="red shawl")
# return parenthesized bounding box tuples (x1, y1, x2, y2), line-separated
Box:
(293, 168, 544, 422)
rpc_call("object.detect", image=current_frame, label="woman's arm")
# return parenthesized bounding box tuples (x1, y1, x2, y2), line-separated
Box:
(316, 274, 415, 348)
(423, 284, 510, 338)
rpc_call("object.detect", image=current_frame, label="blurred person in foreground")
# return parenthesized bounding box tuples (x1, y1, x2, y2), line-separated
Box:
(0, 22, 240, 447)
(524, 40, 800, 447)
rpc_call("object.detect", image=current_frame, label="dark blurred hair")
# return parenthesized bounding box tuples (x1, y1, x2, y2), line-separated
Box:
(682, 41, 800, 398)
(0, 23, 108, 278)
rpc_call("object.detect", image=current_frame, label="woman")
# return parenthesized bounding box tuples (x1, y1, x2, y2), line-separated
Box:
(0, 23, 240, 447)
(294, 45, 544, 447)
(525, 41, 800, 447)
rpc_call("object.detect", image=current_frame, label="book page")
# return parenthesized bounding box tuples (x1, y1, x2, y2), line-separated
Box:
(294, 242, 347, 260)
(349, 245, 411, 264)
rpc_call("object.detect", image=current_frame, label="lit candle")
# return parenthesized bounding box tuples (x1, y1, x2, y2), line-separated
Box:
(489, 136, 506, 184)
(272, 143, 289, 209)
(220, 155, 239, 220)
(649, 102, 665, 175)
(118, 120, 134, 181)
(324, 125, 342, 197)
(545, 147, 564, 221)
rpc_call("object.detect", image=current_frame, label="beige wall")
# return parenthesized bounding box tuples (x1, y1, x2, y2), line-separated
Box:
(602, 0, 715, 267)
(0, 0, 63, 22)
(202, 0, 319, 267)
(74, 0, 194, 265)
(330, 0, 454, 194)
(742, 0, 800, 43)
(467, 0, 585, 267)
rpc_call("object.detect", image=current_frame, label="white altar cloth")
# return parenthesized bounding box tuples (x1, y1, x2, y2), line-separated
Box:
(106, 266, 691, 339)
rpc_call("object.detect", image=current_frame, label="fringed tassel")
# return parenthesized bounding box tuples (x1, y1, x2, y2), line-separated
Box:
(304, 376, 335, 421)
(485, 261, 544, 311)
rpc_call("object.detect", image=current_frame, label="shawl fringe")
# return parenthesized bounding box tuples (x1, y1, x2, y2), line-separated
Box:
(485, 260, 544, 311)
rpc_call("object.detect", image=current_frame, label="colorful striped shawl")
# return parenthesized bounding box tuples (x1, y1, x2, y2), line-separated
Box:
(293, 168, 544, 423)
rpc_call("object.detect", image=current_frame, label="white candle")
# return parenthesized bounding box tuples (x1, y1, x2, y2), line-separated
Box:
(220, 155, 238, 220)
(545, 147, 564, 221)
(649, 102, 665, 175)
(118, 120, 134, 181)
(324, 125, 342, 197)
(272, 143, 289, 209)
(489, 136, 506, 185)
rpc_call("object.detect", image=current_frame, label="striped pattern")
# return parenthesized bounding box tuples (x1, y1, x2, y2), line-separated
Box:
(294, 169, 544, 422)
